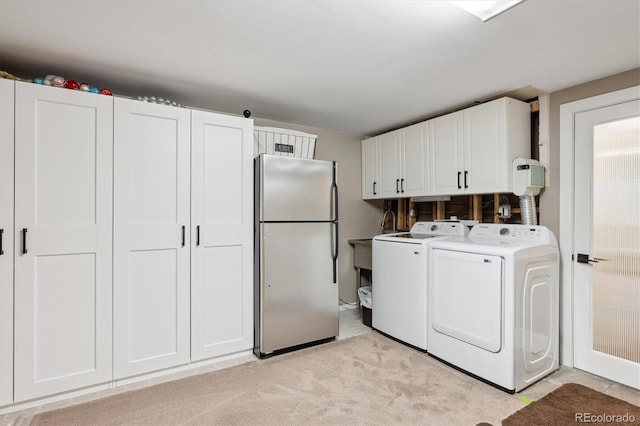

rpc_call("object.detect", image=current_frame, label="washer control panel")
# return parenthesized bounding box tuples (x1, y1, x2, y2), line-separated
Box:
(410, 221, 469, 237)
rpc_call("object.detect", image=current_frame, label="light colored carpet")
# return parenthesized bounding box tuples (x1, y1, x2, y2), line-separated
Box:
(32, 332, 525, 425)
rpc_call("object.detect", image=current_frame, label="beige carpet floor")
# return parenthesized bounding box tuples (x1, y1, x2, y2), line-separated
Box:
(32, 332, 525, 425)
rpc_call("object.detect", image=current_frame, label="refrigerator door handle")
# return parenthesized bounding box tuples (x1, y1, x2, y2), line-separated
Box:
(331, 162, 339, 284)
(332, 221, 339, 284)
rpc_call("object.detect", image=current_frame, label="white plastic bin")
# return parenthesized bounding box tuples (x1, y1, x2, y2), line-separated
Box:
(253, 126, 317, 159)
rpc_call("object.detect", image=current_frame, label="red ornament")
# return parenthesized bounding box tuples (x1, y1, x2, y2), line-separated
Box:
(66, 80, 79, 90)
(100, 88, 112, 96)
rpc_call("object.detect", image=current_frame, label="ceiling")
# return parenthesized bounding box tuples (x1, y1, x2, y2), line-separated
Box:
(0, 0, 638, 136)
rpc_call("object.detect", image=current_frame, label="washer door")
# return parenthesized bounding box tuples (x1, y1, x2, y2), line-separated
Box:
(431, 249, 503, 353)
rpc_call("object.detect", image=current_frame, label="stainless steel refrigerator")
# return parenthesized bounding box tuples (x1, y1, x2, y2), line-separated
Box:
(254, 154, 339, 358)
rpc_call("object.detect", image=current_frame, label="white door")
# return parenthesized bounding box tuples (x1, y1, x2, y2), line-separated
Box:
(113, 98, 191, 379)
(464, 100, 505, 193)
(13, 82, 113, 401)
(402, 122, 428, 196)
(429, 112, 463, 196)
(190, 110, 253, 361)
(361, 137, 379, 199)
(0, 78, 14, 406)
(573, 98, 640, 389)
(378, 131, 402, 198)
(430, 249, 503, 352)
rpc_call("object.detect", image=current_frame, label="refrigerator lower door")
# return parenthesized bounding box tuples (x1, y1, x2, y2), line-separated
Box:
(258, 222, 338, 354)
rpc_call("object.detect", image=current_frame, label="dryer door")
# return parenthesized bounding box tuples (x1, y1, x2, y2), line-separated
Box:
(431, 249, 503, 352)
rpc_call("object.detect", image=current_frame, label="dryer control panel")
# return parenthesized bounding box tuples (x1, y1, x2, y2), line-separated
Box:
(469, 224, 557, 247)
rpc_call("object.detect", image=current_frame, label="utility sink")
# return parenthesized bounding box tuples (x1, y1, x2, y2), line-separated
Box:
(348, 238, 372, 270)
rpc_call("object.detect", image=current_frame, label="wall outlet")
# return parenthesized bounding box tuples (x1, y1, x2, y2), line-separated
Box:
(498, 204, 511, 219)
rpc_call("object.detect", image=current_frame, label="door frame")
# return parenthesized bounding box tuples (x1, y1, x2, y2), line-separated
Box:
(559, 85, 640, 367)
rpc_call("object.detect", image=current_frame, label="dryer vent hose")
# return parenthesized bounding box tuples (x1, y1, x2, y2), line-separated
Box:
(519, 195, 538, 226)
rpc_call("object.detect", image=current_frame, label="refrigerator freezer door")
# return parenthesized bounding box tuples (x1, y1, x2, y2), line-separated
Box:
(259, 155, 335, 222)
(259, 222, 338, 354)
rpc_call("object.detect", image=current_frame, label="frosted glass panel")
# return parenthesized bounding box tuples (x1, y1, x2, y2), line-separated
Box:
(592, 116, 640, 363)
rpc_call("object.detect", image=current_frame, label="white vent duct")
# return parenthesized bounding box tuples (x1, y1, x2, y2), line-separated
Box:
(513, 158, 545, 225)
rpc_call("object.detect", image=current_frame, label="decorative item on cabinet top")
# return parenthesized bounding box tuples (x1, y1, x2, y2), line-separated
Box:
(254, 126, 317, 159)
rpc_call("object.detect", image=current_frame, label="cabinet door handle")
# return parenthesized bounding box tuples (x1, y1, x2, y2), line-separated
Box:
(181, 225, 185, 247)
(196, 225, 200, 247)
(396, 179, 400, 193)
(457, 172, 462, 189)
(373, 182, 377, 195)
(22, 228, 28, 254)
(401, 178, 405, 193)
(0, 229, 4, 255)
(464, 171, 469, 189)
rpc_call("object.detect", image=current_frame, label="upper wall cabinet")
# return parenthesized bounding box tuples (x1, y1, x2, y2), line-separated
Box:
(0, 78, 14, 407)
(361, 136, 380, 199)
(362, 97, 530, 200)
(429, 97, 531, 196)
(13, 81, 114, 402)
(361, 121, 428, 200)
(113, 98, 192, 379)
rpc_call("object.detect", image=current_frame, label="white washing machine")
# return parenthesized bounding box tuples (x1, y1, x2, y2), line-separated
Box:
(372, 221, 468, 350)
(427, 223, 559, 392)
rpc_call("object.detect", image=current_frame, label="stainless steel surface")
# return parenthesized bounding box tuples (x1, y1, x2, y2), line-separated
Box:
(259, 155, 334, 222)
(260, 222, 339, 354)
(254, 154, 339, 356)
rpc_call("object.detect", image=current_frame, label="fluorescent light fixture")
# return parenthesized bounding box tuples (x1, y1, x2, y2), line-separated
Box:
(450, 0, 524, 22)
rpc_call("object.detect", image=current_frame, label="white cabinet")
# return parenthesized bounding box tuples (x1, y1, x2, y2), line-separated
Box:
(378, 131, 402, 198)
(400, 122, 429, 197)
(0, 78, 14, 407)
(190, 110, 253, 361)
(430, 97, 530, 196)
(13, 82, 114, 401)
(0, 83, 253, 408)
(113, 98, 191, 379)
(362, 123, 428, 199)
(361, 136, 380, 199)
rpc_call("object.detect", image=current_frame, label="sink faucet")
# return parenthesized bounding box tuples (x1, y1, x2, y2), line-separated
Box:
(381, 210, 396, 233)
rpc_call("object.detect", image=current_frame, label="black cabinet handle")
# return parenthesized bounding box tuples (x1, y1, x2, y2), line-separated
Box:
(196, 225, 200, 247)
(464, 171, 468, 189)
(22, 228, 27, 254)
(396, 179, 400, 193)
(401, 178, 405, 193)
(373, 182, 377, 195)
(457, 172, 462, 189)
(181, 225, 185, 247)
(0, 229, 4, 255)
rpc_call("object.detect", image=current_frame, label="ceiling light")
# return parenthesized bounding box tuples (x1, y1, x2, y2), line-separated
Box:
(450, 0, 524, 22)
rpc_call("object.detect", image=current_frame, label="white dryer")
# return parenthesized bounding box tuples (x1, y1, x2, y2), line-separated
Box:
(427, 223, 559, 392)
(372, 221, 468, 350)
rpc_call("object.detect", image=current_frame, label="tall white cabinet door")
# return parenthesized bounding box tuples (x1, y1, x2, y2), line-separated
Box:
(113, 98, 191, 379)
(190, 110, 253, 361)
(429, 112, 464, 196)
(0, 79, 14, 406)
(13, 82, 113, 401)
(401, 122, 428, 196)
(361, 137, 380, 199)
